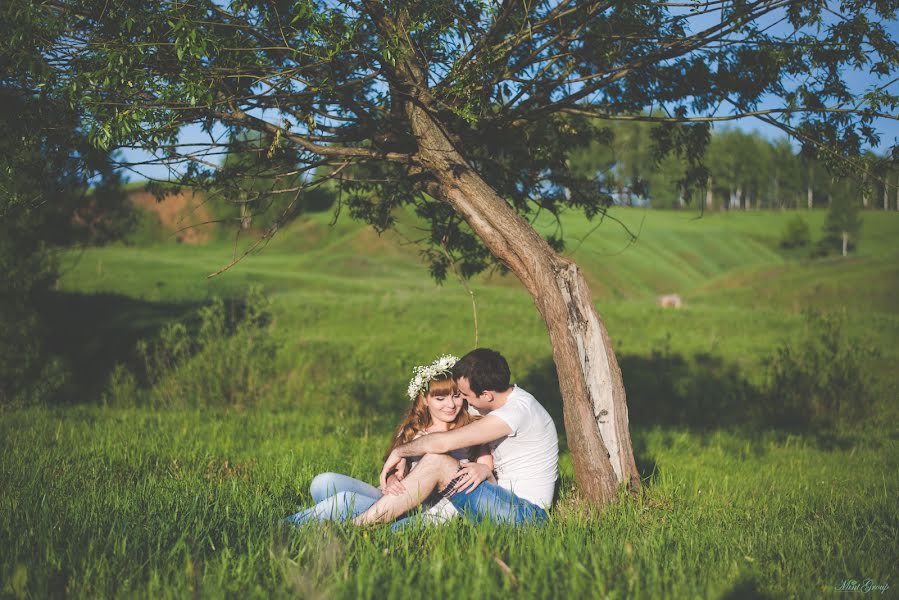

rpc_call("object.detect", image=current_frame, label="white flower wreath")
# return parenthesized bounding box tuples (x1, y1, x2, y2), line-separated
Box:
(406, 354, 459, 401)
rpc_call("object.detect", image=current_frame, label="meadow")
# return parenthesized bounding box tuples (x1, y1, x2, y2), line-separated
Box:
(2, 206, 897, 598)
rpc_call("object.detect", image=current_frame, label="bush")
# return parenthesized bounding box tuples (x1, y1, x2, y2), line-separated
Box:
(106, 286, 278, 408)
(0, 216, 67, 406)
(778, 215, 811, 249)
(763, 310, 879, 430)
(815, 193, 862, 256)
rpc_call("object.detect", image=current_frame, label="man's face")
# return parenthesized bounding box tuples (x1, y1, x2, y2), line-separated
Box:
(456, 376, 490, 411)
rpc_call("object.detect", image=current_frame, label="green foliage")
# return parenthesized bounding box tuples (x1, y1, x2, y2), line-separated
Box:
(213, 130, 333, 231)
(15, 0, 894, 282)
(779, 215, 811, 249)
(0, 18, 133, 404)
(765, 311, 879, 430)
(107, 286, 278, 408)
(0, 213, 58, 405)
(816, 191, 863, 256)
(121, 205, 170, 245)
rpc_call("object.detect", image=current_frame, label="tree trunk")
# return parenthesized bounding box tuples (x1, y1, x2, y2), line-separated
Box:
(240, 199, 252, 230)
(842, 231, 848, 257)
(862, 171, 868, 208)
(885, 182, 889, 212)
(706, 178, 713, 210)
(895, 173, 898, 211)
(406, 99, 641, 505)
(807, 184, 813, 210)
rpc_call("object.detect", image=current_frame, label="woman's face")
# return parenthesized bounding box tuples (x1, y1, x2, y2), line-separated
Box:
(426, 389, 463, 423)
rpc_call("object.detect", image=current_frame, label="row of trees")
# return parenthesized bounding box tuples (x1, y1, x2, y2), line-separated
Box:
(568, 120, 898, 211)
(215, 122, 899, 233)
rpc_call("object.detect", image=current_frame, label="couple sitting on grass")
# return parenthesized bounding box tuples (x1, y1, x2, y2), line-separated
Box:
(287, 348, 559, 527)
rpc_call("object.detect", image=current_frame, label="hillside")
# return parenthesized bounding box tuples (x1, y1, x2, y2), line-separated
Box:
(50, 206, 899, 411)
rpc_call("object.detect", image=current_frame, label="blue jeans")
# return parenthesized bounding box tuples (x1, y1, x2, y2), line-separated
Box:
(449, 481, 548, 524)
(284, 472, 432, 529)
(285, 472, 382, 524)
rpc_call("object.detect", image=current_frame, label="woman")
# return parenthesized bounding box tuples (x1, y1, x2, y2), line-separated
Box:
(285, 354, 493, 526)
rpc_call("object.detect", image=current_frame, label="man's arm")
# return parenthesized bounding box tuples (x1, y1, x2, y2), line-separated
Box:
(396, 416, 510, 457)
(379, 416, 510, 488)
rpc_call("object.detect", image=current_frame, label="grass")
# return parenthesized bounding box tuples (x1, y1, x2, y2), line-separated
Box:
(3, 207, 898, 598)
(2, 408, 894, 598)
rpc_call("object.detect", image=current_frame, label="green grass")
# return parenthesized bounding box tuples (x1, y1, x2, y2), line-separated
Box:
(2, 408, 894, 598)
(3, 207, 898, 598)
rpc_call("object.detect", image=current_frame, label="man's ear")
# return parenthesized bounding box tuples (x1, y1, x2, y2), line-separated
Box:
(482, 391, 495, 403)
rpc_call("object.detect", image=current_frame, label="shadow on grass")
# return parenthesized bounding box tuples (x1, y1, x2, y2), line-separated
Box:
(518, 349, 861, 467)
(719, 575, 776, 600)
(34, 290, 202, 403)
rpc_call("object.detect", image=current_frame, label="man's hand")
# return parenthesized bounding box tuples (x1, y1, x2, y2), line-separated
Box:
(379, 459, 407, 495)
(451, 462, 494, 495)
(379, 450, 404, 489)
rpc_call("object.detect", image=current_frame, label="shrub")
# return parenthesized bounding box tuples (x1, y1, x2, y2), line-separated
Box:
(0, 217, 67, 406)
(778, 215, 811, 249)
(815, 193, 862, 256)
(107, 286, 278, 408)
(763, 310, 879, 430)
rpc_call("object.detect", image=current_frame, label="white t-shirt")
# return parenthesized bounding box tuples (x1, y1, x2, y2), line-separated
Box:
(477, 385, 559, 509)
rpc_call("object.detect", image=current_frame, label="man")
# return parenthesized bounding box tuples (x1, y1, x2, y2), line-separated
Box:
(354, 348, 558, 525)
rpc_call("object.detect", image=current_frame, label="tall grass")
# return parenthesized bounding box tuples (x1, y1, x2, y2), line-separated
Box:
(3, 208, 897, 598)
(1, 407, 895, 599)
(105, 286, 278, 408)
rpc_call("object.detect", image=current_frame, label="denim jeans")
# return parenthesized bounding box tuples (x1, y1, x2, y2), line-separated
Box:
(449, 481, 548, 524)
(285, 472, 430, 529)
(285, 472, 382, 525)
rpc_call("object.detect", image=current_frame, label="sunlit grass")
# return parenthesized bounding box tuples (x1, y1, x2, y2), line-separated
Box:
(3, 207, 897, 598)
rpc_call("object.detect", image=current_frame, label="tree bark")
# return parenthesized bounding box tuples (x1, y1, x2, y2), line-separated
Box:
(405, 99, 641, 505)
(240, 199, 252, 230)
(862, 171, 869, 208)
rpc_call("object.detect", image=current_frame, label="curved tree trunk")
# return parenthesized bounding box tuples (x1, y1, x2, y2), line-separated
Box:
(405, 100, 641, 505)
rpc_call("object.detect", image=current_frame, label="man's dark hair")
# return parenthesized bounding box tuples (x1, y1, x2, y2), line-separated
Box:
(452, 348, 511, 395)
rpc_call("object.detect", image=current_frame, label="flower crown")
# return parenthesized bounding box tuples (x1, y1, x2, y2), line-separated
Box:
(406, 354, 459, 401)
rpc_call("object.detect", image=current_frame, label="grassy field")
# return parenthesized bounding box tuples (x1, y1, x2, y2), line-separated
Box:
(2, 207, 897, 598)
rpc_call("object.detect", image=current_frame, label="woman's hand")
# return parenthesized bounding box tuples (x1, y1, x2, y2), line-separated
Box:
(379, 459, 407, 495)
(451, 462, 494, 495)
(379, 451, 405, 489)
(381, 478, 406, 496)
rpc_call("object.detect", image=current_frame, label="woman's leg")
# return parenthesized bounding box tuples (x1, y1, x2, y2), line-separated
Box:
(286, 490, 382, 525)
(309, 472, 382, 503)
(353, 453, 460, 525)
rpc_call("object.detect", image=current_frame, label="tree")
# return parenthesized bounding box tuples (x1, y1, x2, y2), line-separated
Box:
(17, 0, 899, 505)
(770, 138, 803, 209)
(218, 130, 310, 230)
(1, 25, 128, 403)
(818, 186, 863, 256)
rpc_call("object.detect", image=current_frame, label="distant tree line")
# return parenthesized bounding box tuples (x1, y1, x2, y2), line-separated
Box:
(567, 120, 898, 211)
